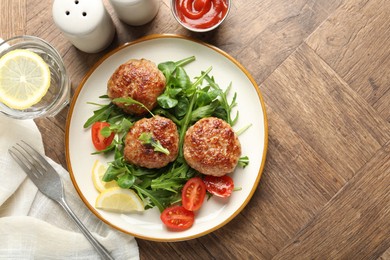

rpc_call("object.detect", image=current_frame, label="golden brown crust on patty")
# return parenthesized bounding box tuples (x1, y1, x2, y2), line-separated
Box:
(107, 59, 166, 116)
(183, 117, 241, 176)
(124, 116, 179, 169)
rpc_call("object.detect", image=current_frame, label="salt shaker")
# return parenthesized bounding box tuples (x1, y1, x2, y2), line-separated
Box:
(52, 0, 115, 53)
(109, 0, 160, 26)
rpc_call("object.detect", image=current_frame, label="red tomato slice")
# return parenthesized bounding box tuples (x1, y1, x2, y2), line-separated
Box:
(160, 205, 195, 231)
(91, 122, 115, 151)
(182, 177, 206, 211)
(203, 175, 234, 198)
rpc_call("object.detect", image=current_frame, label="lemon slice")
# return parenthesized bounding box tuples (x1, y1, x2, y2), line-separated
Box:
(95, 187, 145, 213)
(92, 160, 118, 192)
(0, 49, 51, 110)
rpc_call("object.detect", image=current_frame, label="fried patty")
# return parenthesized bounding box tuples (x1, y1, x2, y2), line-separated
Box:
(124, 116, 179, 169)
(183, 117, 241, 176)
(107, 59, 166, 116)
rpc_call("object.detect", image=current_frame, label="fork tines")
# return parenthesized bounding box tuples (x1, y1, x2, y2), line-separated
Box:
(8, 141, 47, 179)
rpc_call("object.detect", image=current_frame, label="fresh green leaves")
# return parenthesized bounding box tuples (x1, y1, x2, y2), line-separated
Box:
(238, 156, 249, 168)
(84, 96, 135, 129)
(158, 56, 195, 83)
(157, 56, 197, 113)
(108, 118, 133, 134)
(101, 156, 193, 212)
(99, 126, 112, 138)
(139, 132, 170, 155)
(204, 75, 238, 126)
(157, 65, 193, 110)
(83, 98, 116, 128)
(113, 97, 154, 117)
(157, 93, 178, 109)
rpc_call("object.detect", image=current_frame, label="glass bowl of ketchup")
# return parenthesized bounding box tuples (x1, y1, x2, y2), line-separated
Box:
(171, 0, 230, 32)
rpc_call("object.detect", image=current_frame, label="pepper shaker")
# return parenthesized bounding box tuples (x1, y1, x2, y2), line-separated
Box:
(52, 0, 115, 53)
(108, 0, 160, 26)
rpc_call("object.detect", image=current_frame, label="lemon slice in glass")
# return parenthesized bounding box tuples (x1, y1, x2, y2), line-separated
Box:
(0, 49, 51, 110)
(92, 160, 118, 192)
(96, 187, 145, 213)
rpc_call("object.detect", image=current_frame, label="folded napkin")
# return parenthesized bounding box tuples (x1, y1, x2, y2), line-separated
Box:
(0, 114, 139, 259)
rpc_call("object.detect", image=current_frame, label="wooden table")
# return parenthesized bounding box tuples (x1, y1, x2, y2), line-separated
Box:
(2, 0, 389, 259)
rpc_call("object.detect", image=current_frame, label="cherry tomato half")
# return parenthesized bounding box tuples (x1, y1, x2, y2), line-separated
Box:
(182, 177, 206, 211)
(160, 205, 195, 231)
(91, 121, 115, 151)
(203, 175, 234, 198)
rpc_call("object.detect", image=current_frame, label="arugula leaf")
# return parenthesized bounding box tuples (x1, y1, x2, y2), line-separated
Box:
(113, 97, 154, 117)
(108, 118, 133, 134)
(191, 100, 220, 123)
(236, 123, 252, 136)
(238, 156, 249, 168)
(153, 108, 180, 125)
(204, 75, 238, 126)
(83, 102, 116, 128)
(151, 162, 192, 191)
(102, 157, 129, 182)
(91, 143, 116, 154)
(133, 185, 167, 212)
(139, 132, 170, 155)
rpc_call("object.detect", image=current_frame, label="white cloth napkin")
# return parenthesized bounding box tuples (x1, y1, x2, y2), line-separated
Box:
(0, 114, 139, 259)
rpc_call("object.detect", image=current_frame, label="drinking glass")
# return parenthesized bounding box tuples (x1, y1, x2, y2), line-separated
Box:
(0, 35, 70, 119)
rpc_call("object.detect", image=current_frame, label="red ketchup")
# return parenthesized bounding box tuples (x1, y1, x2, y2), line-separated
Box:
(175, 0, 228, 30)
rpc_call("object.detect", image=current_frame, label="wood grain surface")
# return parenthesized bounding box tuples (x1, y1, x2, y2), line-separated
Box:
(1, 0, 389, 259)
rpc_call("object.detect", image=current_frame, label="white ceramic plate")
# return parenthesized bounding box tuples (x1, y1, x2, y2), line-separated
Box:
(66, 34, 268, 241)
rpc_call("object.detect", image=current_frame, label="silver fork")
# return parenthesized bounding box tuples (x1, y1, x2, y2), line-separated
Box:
(8, 141, 114, 260)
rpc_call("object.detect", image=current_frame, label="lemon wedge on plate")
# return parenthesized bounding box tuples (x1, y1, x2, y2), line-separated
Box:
(0, 49, 51, 110)
(91, 160, 118, 192)
(95, 187, 145, 213)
